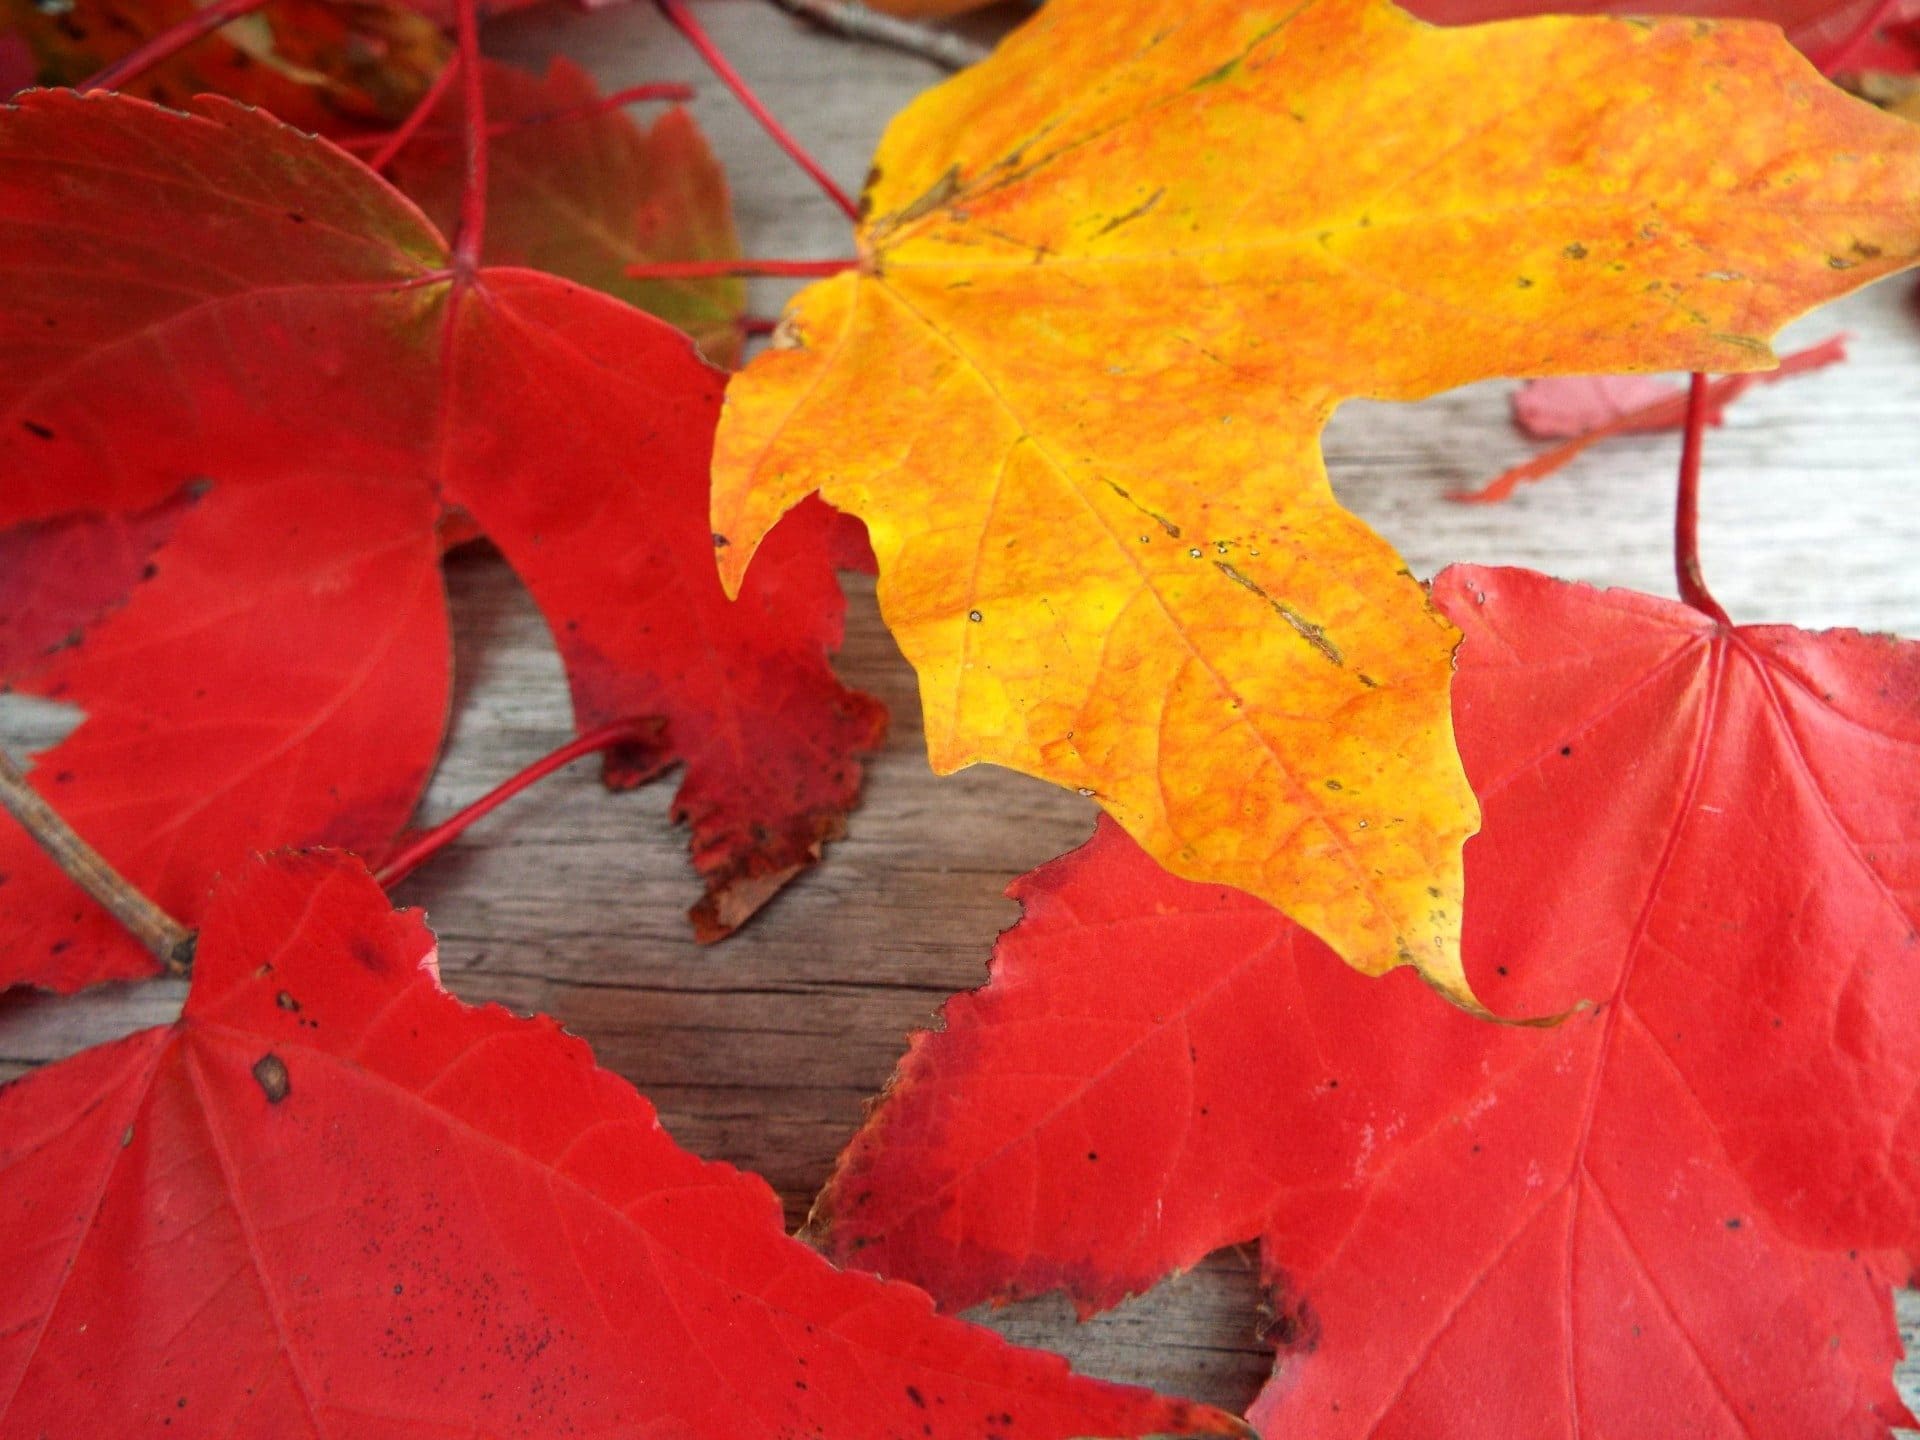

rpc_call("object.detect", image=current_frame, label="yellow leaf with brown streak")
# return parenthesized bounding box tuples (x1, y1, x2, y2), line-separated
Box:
(711, 0, 1920, 1007)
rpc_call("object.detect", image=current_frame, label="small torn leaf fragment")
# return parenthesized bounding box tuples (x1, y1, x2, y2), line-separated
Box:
(1457, 334, 1849, 502)
(385, 57, 750, 367)
(0, 849, 1246, 1440)
(0, 91, 883, 991)
(711, 0, 1920, 1005)
(816, 567, 1920, 1439)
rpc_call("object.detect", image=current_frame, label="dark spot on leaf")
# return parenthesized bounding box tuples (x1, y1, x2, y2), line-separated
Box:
(1725, 1217, 1742, 1229)
(252, 1053, 290, 1104)
(712, 532, 729, 548)
(1560, 745, 1573, 756)
(22, 420, 53, 440)
(1564, 243, 1588, 259)
(276, 991, 301, 1012)
(967, 610, 983, 623)
(906, 1387, 926, 1409)
(351, 936, 390, 973)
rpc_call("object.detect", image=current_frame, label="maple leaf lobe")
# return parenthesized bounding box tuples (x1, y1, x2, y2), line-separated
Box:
(0, 849, 1249, 1440)
(711, 0, 1920, 1004)
(816, 567, 1920, 1439)
(0, 91, 882, 987)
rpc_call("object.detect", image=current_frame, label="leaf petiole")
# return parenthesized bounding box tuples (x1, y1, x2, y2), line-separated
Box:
(350, 79, 700, 172)
(373, 717, 662, 890)
(76, 0, 272, 93)
(1673, 372, 1733, 626)
(652, 0, 862, 222)
(451, 0, 488, 270)
(363, 48, 466, 174)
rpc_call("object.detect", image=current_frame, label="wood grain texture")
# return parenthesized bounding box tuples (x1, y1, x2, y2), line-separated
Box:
(1, 0, 1917, 1419)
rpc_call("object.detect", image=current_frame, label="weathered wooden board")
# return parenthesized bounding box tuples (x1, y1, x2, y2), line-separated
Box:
(1, 0, 1916, 1419)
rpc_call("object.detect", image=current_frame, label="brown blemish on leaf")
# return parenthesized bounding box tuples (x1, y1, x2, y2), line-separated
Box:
(882, 164, 964, 233)
(252, 1052, 290, 1104)
(1093, 187, 1165, 237)
(1214, 561, 1343, 666)
(1103, 479, 1180, 537)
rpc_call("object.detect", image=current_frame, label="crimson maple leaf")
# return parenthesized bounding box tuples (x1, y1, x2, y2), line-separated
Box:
(0, 90, 885, 991)
(816, 566, 1920, 1439)
(1405, 0, 1920, 69)
(382, 57, 752, 368)
(0, 846, 1247, 1438)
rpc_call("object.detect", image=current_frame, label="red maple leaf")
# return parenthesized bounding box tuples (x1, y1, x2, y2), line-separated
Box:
(0, 90, 885, 991)
(815, 566, 1920, 1438)
(1404, 0, 1920, 71)
(0, 846, 1246, 1438)
(381, 57, 752, 369)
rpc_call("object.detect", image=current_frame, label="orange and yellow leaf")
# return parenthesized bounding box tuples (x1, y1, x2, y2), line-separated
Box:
(712, 0, 1920, 1004)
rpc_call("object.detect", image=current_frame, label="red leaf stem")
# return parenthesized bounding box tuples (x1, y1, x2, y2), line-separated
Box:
(452, 0, 487, 270)
(1673, 371, 1733, 625)
(651, 0, 861, 222)
(365, 49, 463, 174)
(347, 80, 698, 165)
(76, 0, 271, 92)
(374, 717, 662, 890)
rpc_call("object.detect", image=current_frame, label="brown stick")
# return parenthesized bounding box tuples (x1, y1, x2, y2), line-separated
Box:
(0, 745, 194, 972)
(766, 0, 990, 70)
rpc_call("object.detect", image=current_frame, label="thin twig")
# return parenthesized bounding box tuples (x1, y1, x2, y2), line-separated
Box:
(0, 746, 194, 971)
(767, 0, 988, 70)
(374, 718, 660, 889)
(652, 0, 862, 222)
(77, 0, 272, 92)
(1674, 372, 1733, 626)
(626, 257, 857, 280)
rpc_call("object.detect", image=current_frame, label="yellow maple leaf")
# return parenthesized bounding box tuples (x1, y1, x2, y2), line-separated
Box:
(711, 0, 1920, 1007)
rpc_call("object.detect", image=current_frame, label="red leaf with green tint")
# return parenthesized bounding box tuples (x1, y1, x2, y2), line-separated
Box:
(817, 566, 1920, 1439)
(0, 90, 882, 991)
(0, 848, 1242, 1440)
(382, 57, 750, 366)
(0, 0, 449, 131)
